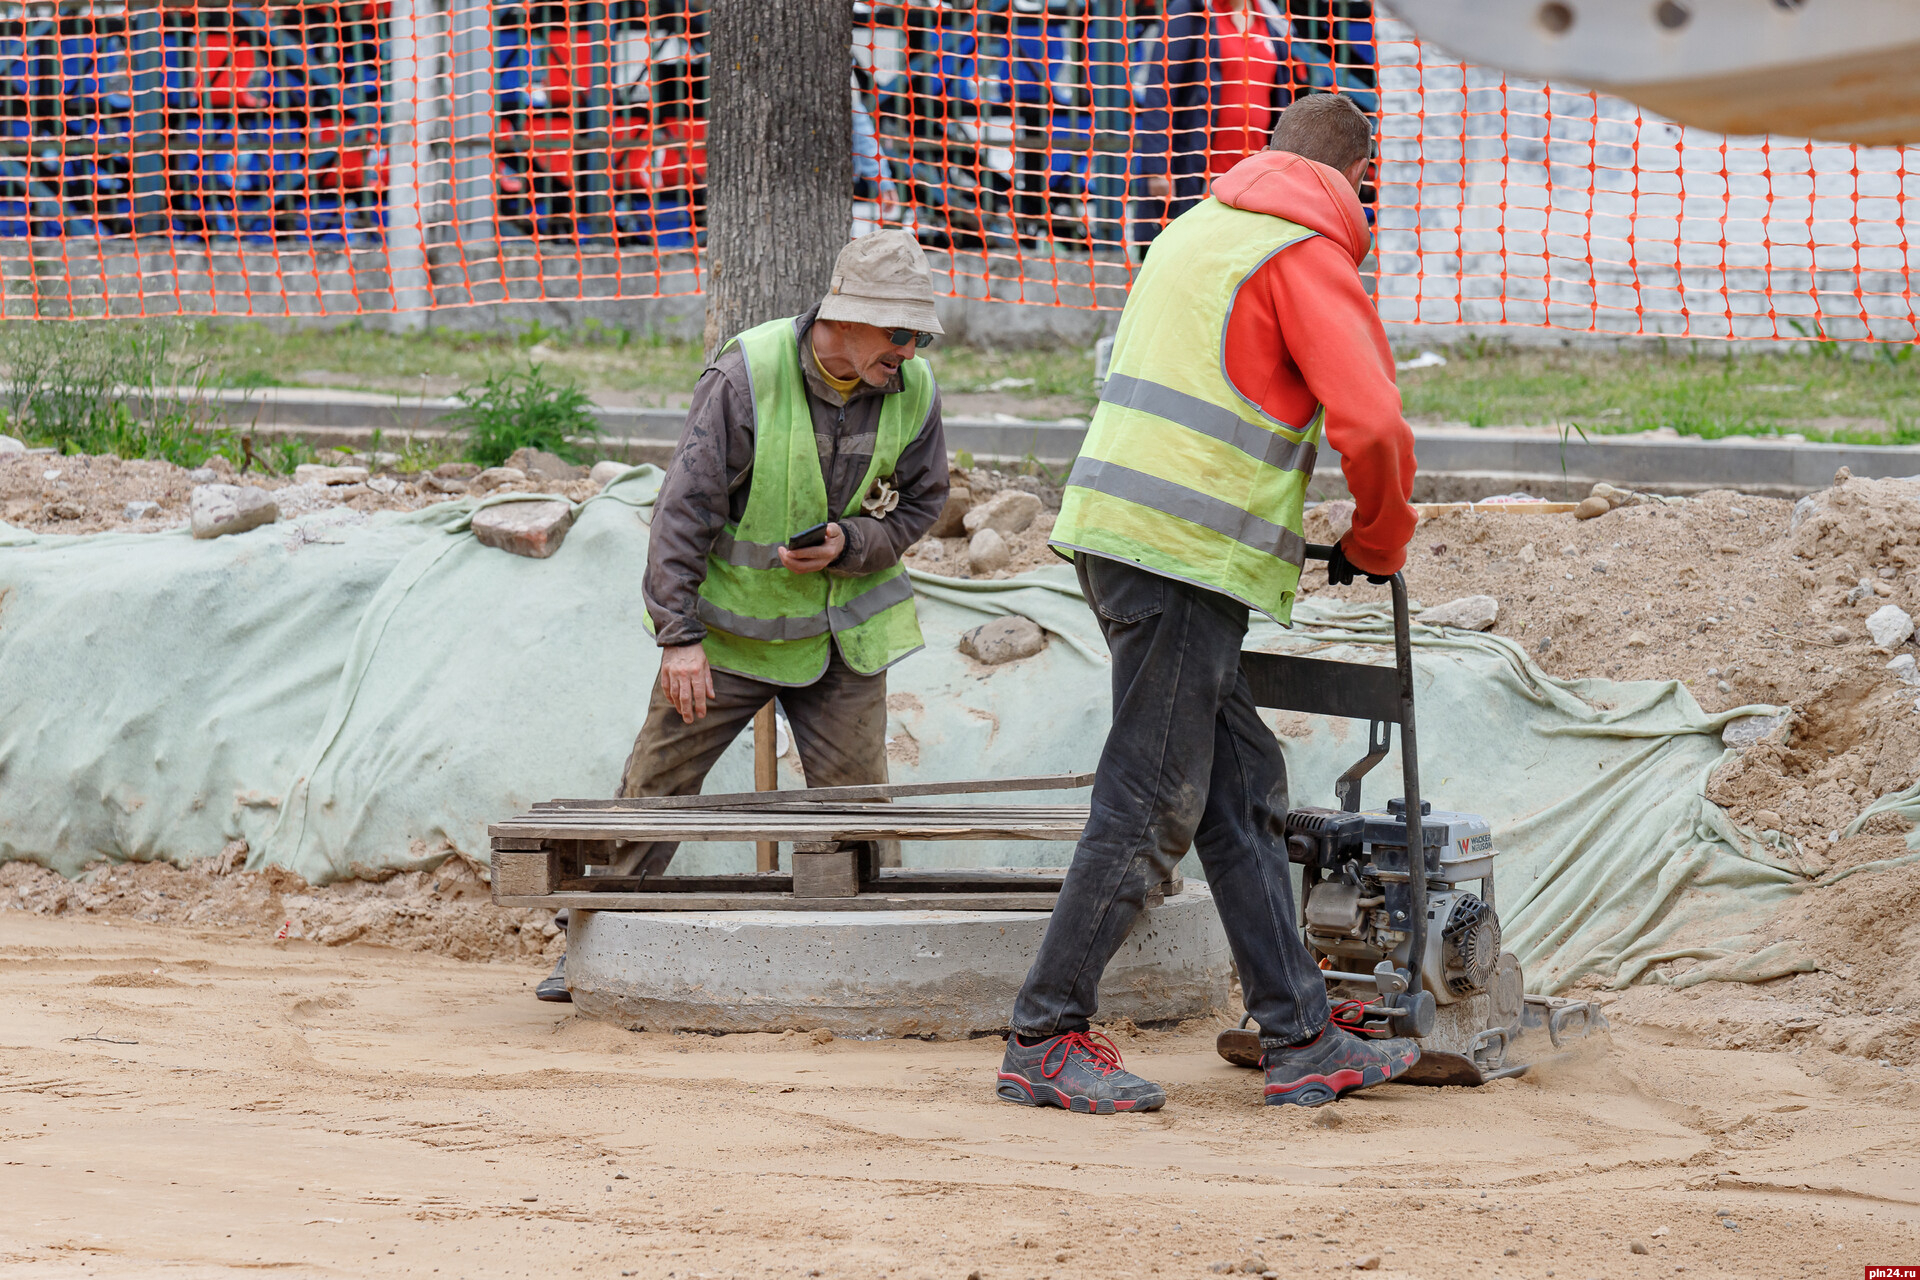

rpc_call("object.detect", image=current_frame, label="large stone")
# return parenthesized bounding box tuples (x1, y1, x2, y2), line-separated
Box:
(189, 484, 278, 539)
(565, 884, 1232, 1039)
(1417, 594, 1499, 631)
(929, 485, 972, 538)
(1572, 495, 1611, 520)
(959, 615, 1046, 664)
(0, 434, 23, 456)
(471, 466, 528, 492)
(293, 463, 369, 486)
(1722, 711, 1789, 750)
(963, 489, 1043, 537)
(967, 527, 1009, 574)
(506, 446, 585, 480)
(1866, 604, 1914, 650)
(588, 459, 629, 488)
(472, 499, 573, 559)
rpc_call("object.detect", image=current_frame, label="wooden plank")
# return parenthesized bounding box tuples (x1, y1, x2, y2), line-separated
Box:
(494, 891, 1063, 912)
(514, 803, 1095, 819)
(550, 868, 1074, 893)
(791, 845, 859, 898)
(491, 848, 558, 898)
(528, 772, 1095, 812)
(489, 818, 1091, 843)
(489, 837, 548, 852)
(752, 703, 779, 872)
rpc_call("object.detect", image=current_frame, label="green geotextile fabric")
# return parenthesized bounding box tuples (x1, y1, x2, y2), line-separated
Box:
(0, 468, 1894, 993)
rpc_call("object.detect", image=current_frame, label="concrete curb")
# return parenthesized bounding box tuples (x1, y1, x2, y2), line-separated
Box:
(564, 882, 1232, 1039)
(214, 386, 1920, 496)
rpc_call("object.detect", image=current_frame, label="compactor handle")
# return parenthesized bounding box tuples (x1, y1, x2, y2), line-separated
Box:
(1299, 540, 1429, 1001)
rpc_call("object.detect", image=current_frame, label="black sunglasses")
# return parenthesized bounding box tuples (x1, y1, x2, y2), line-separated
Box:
(885, 327, 936, 349)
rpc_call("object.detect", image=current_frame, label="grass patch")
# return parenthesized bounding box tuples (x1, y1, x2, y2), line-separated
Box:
(191, 318, 707, 402)
(174, 320, 1104, 413)
(0, 322, 246, 468)
(1396, 339, 1920, 444)
(444, 364, 603, 468)
(920, 344, 1099, 413)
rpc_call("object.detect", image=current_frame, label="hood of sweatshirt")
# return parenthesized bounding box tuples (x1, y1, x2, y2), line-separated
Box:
(1209, 151, 1371, 267)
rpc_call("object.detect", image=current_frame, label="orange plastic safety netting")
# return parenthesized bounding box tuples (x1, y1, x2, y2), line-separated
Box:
(0, 2, 1912, 343)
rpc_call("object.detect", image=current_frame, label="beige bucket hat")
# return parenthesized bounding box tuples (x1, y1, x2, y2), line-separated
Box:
(816, 230, 945, 336)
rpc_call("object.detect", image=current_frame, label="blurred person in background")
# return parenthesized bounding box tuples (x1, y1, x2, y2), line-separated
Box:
(1130, 0, 1294, 256)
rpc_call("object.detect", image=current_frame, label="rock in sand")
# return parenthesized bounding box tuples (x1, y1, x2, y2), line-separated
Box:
(930, 485, 972, 538)
(472, 499, 573, 559)
(123, 500, 159, 521)
(588, 459, 628, 488)
(1866, 603, 1914, 650)
(963, 489, 1043, 537)
(1573, 495, 1611, 520)
(506, 446, 585, 480)
(190, 484, 279, 539)
(1722, 711, 1789, 750)
(968, 527, 1010, 573)
(1417, 594, 1499, 631)
(1888, 653, 1919, 686)
(294, 463, 370, 486)
(0, 434, 23, 455)
(471, 466, 528, 491)
(959, 616, 1046, 665)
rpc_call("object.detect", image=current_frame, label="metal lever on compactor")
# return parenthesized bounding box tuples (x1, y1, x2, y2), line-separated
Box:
(1300, 541, 1430, 1027)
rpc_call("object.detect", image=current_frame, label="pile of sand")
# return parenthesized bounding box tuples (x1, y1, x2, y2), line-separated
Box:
(0, 849, 561, 963)
(1302, 472, 1919, 1065)
(1303, 473, 1920, 847)
(901, 465, 1066, 579)
(0, 448, 604, 536)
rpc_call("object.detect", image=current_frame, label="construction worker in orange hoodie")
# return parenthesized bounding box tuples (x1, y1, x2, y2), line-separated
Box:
(995, 93, 1423, 1113)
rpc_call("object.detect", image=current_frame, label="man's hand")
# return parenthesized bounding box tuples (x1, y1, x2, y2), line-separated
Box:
(659, 643, 715, 723)
(1326, 538, 1393, 587)
(777, 522, 844, 573)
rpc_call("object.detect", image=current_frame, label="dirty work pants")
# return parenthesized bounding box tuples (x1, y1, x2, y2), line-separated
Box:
(1009, 554, 1332, 1048)
(597, 644, 892, 878)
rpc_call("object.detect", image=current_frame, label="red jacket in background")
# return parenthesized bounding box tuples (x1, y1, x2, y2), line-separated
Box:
(1207, 150, 1418, 576)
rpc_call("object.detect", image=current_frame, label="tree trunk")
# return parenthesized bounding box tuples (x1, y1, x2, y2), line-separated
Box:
(702, 0, 853, 358)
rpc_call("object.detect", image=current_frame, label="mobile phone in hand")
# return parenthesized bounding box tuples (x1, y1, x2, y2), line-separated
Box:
(786, 521, 831, 551)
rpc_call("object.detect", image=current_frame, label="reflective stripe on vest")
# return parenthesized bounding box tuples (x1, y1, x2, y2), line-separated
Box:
(681, 316, 933, 686)
(1051, 197, 1325, 625)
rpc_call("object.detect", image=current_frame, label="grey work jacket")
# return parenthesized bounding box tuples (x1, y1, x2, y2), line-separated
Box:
(643, 306, 949, 650)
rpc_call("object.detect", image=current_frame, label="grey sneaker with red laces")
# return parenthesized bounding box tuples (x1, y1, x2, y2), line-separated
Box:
(1262, 1024, 1419, 1107)
(995, 1030, 1167, 1114)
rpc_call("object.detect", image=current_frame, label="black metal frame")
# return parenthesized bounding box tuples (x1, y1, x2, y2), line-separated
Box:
(1239, 541, 1428, 1004)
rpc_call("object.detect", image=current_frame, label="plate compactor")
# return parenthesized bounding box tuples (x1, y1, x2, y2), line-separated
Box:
(1214, 544, 1605, 1086)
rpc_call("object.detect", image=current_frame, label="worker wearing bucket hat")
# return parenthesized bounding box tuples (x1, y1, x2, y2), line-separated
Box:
(537, 231, 949, 1002)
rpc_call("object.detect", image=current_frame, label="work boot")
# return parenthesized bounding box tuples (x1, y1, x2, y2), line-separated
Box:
(1262, 1024, 1419, 1107)
(995, 1030, 1166, 1114)
(535, 953, 571, 1003)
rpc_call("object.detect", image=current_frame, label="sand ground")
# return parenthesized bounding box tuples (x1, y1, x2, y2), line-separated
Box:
(4, 914, 1917, 1280)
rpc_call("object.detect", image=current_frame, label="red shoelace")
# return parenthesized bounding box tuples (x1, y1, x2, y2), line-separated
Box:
(1330, 999, 1371, 1033)
(1038, 1030, 1126, 1079)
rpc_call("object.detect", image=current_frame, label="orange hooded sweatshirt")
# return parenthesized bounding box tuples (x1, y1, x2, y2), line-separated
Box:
(1208, 151, 1418, 575)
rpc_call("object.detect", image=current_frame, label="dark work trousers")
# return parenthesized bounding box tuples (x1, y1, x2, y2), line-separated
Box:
(600, 644, 893, 878)
(1008, 554, 1332, 1049)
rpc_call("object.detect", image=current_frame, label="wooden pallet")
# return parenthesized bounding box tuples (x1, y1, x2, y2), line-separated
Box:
(487, 772, 1175, 913)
